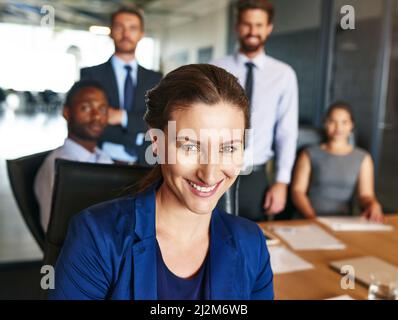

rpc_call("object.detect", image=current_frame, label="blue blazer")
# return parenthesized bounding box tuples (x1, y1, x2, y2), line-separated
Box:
(49, 187, 274, 300)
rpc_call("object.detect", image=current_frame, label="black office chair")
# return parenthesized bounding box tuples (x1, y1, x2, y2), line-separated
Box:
(43, 160, 151, 268)
(296, 125, 323, 153)
(6, 150, 52, 251)
(217, 179, 240, 216)
(276, 126, 324, 220)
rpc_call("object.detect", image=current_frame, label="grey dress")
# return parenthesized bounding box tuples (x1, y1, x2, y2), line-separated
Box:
(306, 145, 368, 216)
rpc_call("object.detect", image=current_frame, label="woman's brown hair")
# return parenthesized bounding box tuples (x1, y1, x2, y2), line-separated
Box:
(133, 64, 250, 194)
(325, 101, 355, 124)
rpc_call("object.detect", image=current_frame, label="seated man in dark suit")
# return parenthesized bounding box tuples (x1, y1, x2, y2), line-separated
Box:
(80, 6, 162, 166)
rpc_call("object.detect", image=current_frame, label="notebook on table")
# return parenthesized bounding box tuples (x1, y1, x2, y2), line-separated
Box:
(318, 217, 394, 232)
(268, 246, 314, 274)
(271, 224, 346, 251)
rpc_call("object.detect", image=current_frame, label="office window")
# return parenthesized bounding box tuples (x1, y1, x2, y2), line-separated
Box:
(197, 46, 214, 64)
(267, 0, 323, 125)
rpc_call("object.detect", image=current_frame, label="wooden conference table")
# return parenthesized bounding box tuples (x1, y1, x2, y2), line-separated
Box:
(258, 214, 398, 300)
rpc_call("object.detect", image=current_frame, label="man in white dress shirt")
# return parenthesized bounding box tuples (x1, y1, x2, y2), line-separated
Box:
(212, 0, 298, 221)
(34, 80, 113, 231)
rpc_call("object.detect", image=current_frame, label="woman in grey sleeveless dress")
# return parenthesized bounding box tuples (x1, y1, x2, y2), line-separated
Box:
(291, 103, 384, 222)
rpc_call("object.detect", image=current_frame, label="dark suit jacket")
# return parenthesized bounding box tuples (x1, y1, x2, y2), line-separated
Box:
(80, 58, 162, 165)
(48, 185, 274, 300)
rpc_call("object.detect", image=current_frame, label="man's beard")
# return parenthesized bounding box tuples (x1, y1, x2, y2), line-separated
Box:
(115, 45, 136, 55)
(115, 39, 136, 55)
(239, 36, 266, 53)
(69, 122, 101, 142)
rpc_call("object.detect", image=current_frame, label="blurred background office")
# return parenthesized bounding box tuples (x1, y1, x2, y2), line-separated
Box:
(0, 0, 397, 299)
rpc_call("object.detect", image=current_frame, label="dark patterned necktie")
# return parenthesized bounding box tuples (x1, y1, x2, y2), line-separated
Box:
(123, 65, 134, 111)
(244, 62, 255, 105)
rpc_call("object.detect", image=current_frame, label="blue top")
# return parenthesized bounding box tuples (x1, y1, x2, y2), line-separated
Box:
(156, 241, 210, 300)
(48, 185, 274, 300)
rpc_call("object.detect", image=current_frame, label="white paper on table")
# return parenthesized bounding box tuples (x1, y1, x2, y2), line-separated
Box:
(271, 224, 346, 251)
(326, 295, 355, 300)
(268, 246, 314, 274)
(317, 216, 394, 232)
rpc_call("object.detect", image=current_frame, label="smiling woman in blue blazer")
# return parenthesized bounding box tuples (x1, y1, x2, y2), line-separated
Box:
(49, 64, 274, 300)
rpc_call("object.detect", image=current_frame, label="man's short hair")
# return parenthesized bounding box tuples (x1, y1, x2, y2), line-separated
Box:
(65, 80, 107, 108)
(236, 0, 275, 24)
(110, 6, 145, 29)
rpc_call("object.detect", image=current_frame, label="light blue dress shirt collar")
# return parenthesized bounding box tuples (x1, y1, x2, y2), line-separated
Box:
(235, 51, 267, 70)
(63, 138, 111, 163)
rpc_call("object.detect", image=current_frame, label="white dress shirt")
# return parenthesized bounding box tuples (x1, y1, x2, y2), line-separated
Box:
(212, 52, 298, 184)
(34, 138, 113, 231)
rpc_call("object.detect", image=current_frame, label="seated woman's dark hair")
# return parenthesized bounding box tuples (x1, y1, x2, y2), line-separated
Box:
(134, 64, 250, 194)
(325, 101, 355, 124)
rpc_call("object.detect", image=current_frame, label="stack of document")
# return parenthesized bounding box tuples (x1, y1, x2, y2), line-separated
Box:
(268, 246, 314, 274)
(272, 224, 346, 250)
(330, 256, 398, 287)
(326, 295, 354, 300)
(317, 217, 394, 232)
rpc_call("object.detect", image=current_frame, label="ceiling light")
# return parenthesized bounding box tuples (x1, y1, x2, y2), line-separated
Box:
(89, 26, 110, 36)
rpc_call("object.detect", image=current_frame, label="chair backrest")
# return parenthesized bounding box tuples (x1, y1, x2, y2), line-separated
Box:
(6, 150, 52, 251)
(297, 126, 323, 152)
(43, 159, 151, 268)
(297, 125, 356, 152)
(217, 179, 239, 216)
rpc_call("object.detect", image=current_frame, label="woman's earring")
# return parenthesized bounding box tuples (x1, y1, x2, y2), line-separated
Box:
(152, 151, 159, 164)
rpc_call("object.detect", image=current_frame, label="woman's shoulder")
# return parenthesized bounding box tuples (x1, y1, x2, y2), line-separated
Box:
(70, 195, 137, 238)
(52, 196, 140, 299)
(298, 145, 320, 162)
(215, 210, 264, 243)
(214, 210, 270, 275)
(303, 144, 321, 155)
(352, 147, 370, 159)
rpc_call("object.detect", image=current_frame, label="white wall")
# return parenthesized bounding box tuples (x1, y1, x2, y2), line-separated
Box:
(153, 0, 230, 74)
